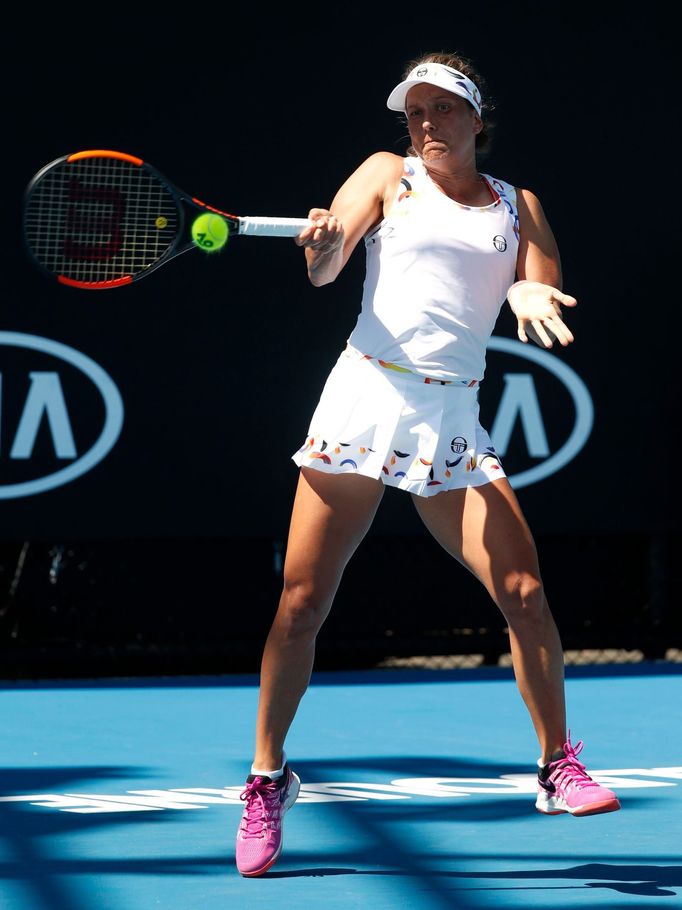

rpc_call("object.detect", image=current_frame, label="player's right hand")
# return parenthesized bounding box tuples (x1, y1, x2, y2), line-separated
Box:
(296, 208, 344, 253)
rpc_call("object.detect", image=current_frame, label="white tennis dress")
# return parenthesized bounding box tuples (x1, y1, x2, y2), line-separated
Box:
(292, 155, 520, 496)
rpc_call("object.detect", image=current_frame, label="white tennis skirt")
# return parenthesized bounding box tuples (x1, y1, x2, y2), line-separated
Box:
(291, 346, 506, 497)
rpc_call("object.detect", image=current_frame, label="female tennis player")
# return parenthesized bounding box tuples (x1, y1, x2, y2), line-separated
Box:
(235, 51, 621, 878)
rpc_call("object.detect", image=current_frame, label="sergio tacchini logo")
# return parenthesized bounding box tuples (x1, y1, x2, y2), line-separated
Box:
(0, 332, 124, 499)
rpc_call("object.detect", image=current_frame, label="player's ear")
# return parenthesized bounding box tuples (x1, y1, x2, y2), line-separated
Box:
(472, 113, 483, 135)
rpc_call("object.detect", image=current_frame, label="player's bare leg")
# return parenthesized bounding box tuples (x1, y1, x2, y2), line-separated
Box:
(253, 468, 384, 771)
(412, 478, 566, 761)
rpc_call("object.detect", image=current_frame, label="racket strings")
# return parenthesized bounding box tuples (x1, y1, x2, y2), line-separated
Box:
(24, 157, 180, 283)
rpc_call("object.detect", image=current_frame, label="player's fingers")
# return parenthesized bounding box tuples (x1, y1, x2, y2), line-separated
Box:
(548, 319, 574, 346)
(552, 290, 578, 308)
(294, 224, 319, 246)
(329, 219, 344, 243)
(307, 207, 331, 221)
(531, 319, 553, 348)
(310, 225, 343, 252)
(296, 209, 332, 242)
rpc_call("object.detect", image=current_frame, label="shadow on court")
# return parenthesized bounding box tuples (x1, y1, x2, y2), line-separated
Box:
(1, 754, 679, 909)
(258, 757, 678, 908)
(266, 862, 682, 896)
(0, 765, 190, 910)
(475, 864, 682, 897)
(0, 736, 682, 910)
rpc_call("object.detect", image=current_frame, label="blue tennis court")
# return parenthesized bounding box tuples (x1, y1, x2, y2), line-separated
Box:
(1, 662, 681, 909)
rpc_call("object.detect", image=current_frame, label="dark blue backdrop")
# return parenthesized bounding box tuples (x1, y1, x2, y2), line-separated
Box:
(0, 5, 677, 673)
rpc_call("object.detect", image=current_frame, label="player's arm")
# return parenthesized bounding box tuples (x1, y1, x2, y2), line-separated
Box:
(507, 188, 577, 348)
(295, 152, 403, 287)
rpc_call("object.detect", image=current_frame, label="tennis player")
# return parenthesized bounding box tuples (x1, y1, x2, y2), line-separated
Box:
(235, 51, 621, 878)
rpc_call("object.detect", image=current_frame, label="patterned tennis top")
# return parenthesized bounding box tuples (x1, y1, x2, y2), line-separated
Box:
(346, 156, 520, 382)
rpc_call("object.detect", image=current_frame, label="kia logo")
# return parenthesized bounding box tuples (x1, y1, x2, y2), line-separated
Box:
(0, 333, 592, 499)
(486, 336, 594, 489)
(0, 332, 124, 499)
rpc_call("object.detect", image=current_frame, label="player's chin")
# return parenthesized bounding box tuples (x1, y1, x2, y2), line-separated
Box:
(421, 139, 450, 159)
(421, 146, 448, 160)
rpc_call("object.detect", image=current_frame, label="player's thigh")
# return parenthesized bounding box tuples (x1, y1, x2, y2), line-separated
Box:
(411, 478, 540, 592)
(284, 467, 385, 591)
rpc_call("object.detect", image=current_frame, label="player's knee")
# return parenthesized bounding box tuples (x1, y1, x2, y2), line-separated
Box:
(276, 578, 331, 640)
(497, 571, 546, 624)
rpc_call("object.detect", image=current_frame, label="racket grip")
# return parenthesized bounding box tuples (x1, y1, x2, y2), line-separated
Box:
(238, 216, 312, 237)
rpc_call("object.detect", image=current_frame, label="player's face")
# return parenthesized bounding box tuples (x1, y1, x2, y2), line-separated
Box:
(405, 84, 482, 167)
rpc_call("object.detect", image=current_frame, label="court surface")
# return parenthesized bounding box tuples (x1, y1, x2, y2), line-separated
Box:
(1, 662, 681, 910)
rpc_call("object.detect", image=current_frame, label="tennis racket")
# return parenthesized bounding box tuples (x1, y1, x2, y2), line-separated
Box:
(22, 149, 312, 290)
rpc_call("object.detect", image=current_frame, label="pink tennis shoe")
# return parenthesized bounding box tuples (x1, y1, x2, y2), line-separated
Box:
(536, 732, 621, 816)
(234, 734, 616, 876)
(235, 764, 300, 877)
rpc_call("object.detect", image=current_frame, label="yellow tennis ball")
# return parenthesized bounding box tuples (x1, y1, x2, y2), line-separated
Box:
(191, 213, 229, 252)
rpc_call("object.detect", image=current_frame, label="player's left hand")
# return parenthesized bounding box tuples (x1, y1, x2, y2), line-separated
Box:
(507, 280, 577, 348)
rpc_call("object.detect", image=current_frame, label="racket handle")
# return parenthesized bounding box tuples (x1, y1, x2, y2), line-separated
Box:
(238, 216, 312, 237)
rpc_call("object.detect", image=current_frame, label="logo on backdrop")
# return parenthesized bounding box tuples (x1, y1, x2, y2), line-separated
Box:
(0, 333, 592, 499)
(0, 332, 124, 499)
(485, 336, 594, 490)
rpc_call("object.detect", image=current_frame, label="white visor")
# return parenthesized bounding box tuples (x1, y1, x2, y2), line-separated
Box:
(387, 63, 482, 116)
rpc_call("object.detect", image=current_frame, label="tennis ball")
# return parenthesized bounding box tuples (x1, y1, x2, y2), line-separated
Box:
(191, 213, 229, 252)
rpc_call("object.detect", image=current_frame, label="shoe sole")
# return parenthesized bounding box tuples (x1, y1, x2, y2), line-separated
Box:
(238, 772, 301, 878)
(536, 797, 621, 817)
